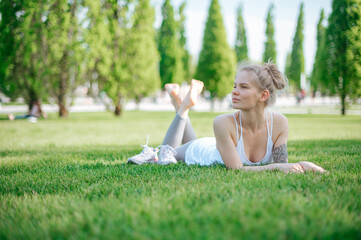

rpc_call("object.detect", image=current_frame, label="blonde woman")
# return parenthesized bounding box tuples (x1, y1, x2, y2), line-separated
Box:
(128, 63, 326, 174)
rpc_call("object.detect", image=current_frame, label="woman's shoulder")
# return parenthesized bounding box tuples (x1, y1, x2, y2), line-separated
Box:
(270, 110, 289, 139)
(271, 111, 288, 125)
(213, 113, 237, 131)
(213, 113, 236, 125)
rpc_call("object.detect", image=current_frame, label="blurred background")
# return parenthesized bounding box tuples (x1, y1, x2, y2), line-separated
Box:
(1, 0, 360, 118)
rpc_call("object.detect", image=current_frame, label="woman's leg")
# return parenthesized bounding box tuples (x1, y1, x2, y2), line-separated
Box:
(163, 80, 203, 148)
(175, 141, 194, 161)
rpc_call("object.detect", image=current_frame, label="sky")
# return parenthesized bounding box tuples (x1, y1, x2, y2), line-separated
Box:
(151, 0, 333, 75)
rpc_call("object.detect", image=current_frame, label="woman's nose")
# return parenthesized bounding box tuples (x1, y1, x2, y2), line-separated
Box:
(232, 89, 239, 95)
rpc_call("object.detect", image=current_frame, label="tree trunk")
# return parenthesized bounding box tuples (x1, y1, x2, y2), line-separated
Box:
(341, 92, 346, 116)
(340, 76, 346, 116)
(115, 103, 122, 116)
(115, 96, 123, 116)
(59, 102, 68, 117)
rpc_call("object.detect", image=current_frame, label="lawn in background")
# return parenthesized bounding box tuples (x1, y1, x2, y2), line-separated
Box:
(0, 111, 360, 239)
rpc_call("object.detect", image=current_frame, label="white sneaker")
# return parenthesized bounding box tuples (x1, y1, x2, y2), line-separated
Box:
(127, 145, 158, 165)
(127, 136, 159, 165)
(156, 145, 177, 165)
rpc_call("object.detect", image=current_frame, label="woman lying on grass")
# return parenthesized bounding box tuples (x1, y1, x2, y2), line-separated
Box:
(128, 62, 326, 174)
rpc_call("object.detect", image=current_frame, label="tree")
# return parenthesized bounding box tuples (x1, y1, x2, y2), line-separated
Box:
(195, 0, 236, 109)
(158, 0, 183, 87)
(310, 9, 330, 95)
(100, 0, 134, 116)
(326, 0, 361, 115)
(43, 0, 83, 117)
(178, 1, 191, 81)
(263, 3, 277, 64)
(126, 0, 161, 103)
(235, 3, 248, 62)
(289, 2, 305, 91)
(0, 0, 48, 111)
(82, 0, 113, 102)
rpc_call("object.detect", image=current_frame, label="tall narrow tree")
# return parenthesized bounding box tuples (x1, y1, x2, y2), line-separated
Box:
(310, 9, 328, 95)
(158, 0, 183, 87)
(263, 3, 277, 64)
(235, 4, 248, 62)
(178, 1, 191, 81)
(126, 0, 161, 103)
(326, 0, 361, 115)
(289, 2, 305, 91)
(195, 0, 236, 107)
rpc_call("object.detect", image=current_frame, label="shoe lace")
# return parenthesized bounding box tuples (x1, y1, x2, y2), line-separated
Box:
(157, 145, 177, 158)
(138, 135, 159, 160)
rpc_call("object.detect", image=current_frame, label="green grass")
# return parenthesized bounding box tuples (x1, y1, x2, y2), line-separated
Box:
(0, 111, 360, 239)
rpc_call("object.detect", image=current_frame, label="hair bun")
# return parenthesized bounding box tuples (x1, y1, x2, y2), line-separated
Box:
(264, 62, 287, 90)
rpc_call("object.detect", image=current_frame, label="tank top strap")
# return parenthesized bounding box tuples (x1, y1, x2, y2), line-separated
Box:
(269, 110, 273, 137)
(232, 112, 239, 141)
(265, 109, 270, 136)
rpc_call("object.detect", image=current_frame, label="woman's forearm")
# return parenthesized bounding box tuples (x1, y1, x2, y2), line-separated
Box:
(241, 164, 279, 171)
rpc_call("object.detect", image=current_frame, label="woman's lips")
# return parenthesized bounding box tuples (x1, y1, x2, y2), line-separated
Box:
(232, 98, 240, 102)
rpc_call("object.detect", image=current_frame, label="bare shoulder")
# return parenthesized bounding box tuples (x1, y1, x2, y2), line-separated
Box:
(272, 111, 288, 131)
(213, 113, 238, 141)
(213, 113, 235, 129)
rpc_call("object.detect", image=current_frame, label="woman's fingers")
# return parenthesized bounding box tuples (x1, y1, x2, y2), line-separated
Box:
(298, 161, 327, 173)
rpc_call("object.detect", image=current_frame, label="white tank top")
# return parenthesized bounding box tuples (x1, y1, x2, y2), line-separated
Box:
(232, 110, 274, 165)
(185, 110, 274, 166)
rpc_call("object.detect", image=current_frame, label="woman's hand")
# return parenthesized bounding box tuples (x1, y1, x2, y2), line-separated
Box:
(297, 161, 327, 173)
(271, 163, 305, 174)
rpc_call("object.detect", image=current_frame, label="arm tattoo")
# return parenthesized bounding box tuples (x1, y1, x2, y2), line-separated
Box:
(272, 144, 288, 163)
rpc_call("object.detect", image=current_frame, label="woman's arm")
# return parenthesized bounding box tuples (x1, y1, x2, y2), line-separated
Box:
(213, 115, 243, 169)
(271, 113, 326, 173)
(213, 115, 304, 173)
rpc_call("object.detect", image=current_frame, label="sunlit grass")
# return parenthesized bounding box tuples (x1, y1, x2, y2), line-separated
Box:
(1, 111, 360, 239)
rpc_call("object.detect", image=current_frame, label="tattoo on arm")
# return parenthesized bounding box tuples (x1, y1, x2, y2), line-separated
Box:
(272, 144, 288, 163)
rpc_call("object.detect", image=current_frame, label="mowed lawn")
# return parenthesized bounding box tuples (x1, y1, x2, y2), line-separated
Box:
(0, 111, 360, 239)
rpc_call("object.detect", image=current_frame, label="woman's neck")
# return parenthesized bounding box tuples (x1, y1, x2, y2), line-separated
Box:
(240, 107, 266, 132)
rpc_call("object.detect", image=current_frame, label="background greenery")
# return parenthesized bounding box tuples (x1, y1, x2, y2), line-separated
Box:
(1, 111, 360, 239)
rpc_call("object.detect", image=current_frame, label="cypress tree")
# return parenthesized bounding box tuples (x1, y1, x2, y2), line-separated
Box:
(235, 4, 248, 62)
(195, 0, 236, 104)
(289, 2, 305, 91)
(158, 0, 183, 87)
(326, 0, 361, 115)
(126, 0, 161, 103)
(263, 3, 277, 64)
(178, 1, 191, 81)
(310, 9, 328, 95)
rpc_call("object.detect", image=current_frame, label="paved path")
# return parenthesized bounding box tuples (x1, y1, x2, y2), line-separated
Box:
(1, 96, 360, 115)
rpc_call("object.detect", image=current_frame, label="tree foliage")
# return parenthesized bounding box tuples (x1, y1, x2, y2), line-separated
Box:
(0, 0, 48, 110)
(263, 3, 277, 64)
(235, 4, 248, 63)
(195, 0, 236, 101)
(326, 0, 361, 115)
(158, 0, 183, 87)
(289, 2, 305, 91)
(178, 1, 191, 81)
(126, 0, 161, 102)
(310, 9, 331, 95)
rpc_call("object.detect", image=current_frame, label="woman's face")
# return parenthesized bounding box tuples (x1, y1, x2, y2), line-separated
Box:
(231, 70, 262, 110)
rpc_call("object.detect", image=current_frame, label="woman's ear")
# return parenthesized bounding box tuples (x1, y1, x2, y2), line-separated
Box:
(259, 89, 270, 102)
